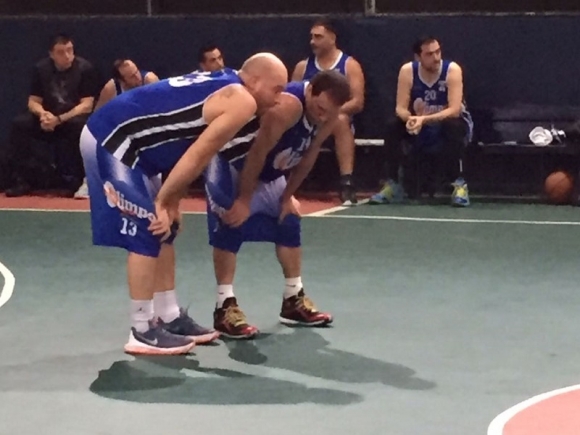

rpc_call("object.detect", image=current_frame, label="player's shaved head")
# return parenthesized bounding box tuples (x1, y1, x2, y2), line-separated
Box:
(240, 52, 286, 75)
(239, 52, 288, 113)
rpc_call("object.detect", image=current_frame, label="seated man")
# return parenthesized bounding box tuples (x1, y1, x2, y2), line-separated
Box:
(204, 71, 351, 338)
(194, 44, 226, 73)
(73, 60, 159, 199)
(292, 19, 365, 206)
(370, 36, 473, 206)
(4, 33, 99, 198)
(94, 59, 159, 110)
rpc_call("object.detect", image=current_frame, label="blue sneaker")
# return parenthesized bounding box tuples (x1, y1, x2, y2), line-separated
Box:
(369, 180, 404, 204)
(160, 308, 220, 344)
(451, 178, 470, 207)
(124, 319, 196, 355)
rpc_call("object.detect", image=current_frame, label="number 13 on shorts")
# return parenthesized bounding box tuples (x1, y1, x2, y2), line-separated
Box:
(121, 217, 137, 236)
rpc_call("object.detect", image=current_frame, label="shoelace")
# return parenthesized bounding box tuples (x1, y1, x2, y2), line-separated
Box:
(224, 306, 248, 327)
(296, 295, 318, 312)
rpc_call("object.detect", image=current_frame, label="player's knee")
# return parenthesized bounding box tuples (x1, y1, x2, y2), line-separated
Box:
(209, 230, 243, 254)
(276, 213, 301, 247)
(333, 113, 352, 134)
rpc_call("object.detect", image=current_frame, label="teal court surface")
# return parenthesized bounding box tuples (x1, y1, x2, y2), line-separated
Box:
(1, 199, 580, 435)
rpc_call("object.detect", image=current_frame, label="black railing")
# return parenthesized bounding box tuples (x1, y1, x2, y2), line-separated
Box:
(0, 0, 578, 16)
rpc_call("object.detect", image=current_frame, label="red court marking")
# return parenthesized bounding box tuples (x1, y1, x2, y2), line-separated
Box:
(0, 193, 340, 215)
(488, 385, 580, 435)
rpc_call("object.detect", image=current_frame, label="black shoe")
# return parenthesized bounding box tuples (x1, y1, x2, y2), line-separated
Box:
(5, 183, 31, 197)
(339, 184, 357, 206)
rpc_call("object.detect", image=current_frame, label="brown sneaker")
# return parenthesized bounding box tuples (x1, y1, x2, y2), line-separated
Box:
(279, 290, 333, 326)
(213, 297, 259, 339)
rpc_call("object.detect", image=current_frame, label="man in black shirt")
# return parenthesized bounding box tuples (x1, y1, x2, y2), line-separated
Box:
(5, 33, 99, 197)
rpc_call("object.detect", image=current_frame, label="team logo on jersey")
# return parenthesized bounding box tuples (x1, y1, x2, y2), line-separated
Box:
(438, 80, 447, 92)
(103, 181, 156, 221)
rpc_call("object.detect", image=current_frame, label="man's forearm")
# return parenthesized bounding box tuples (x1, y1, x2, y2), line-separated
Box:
(422, 107, 460, 124)
(237, 150, 268, 203)
(281, 154, 318, 203)
(59, 100, 93, 123)
(28, 100, 45, 117)
(340, 98, 363, 116)
(396, 108, 412, 122)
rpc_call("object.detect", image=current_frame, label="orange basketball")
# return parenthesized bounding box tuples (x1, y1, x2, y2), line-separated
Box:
(545, 171, 574, 204)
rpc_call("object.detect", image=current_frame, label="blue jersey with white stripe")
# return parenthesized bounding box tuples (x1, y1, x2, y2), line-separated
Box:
(229, 81, 317, 183)
(87, 70, 257, 176)
(302, 51, 349, 80)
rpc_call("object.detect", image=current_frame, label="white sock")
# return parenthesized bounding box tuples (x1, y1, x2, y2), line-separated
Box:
(131, 299, 154, 333)
(284, 277, 302, 299)
(216, 285, 234, 308)
(153, 289, 181, 323)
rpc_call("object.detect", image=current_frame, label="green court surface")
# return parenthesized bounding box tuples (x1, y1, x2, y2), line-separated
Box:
(1, 203, 580, 435)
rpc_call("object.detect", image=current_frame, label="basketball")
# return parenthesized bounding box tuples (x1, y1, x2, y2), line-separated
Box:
(544, 171, 574, 204)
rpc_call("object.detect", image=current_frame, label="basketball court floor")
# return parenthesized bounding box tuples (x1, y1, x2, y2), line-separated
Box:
(1, 194, 579, 435)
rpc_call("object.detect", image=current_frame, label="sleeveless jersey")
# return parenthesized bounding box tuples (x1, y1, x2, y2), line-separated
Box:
(229, 81, 317, 183)
(302, 51, 349, 80)
(87, 70, 258, 176)
(410, 60, 473, 146)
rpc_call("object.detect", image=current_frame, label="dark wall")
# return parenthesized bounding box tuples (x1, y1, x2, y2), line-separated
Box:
(1, 14, 580, 148)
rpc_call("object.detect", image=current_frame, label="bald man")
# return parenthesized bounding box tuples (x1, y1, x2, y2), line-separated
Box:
(80, 53, 288, 355)
(95, 59, 159, 110)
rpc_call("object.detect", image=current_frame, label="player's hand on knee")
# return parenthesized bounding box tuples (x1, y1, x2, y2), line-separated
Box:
(149, 201, 174, 238)
(222, 199, 251, 228)
(279, 196, 301, 223)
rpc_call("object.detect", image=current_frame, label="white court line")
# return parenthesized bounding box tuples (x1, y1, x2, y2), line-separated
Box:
(305, 198, 370, 217)
(310, 214, 580, 226)
(2, 206, 580, 226)
(0, 260, 15, 309)
(487, 384, 580, 435)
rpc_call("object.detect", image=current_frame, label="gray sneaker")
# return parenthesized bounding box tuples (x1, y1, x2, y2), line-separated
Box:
(160, 308, 220, 344)
(124, 319, 196, 355)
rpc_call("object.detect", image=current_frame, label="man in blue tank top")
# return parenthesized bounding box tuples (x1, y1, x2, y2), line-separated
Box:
(95, 59, 159, 110)
(79, 53, 288, 355)
(370, 36, 473, 207)
(292, 18, 365, 206)
(199, 71, 351, 338)
(72, 60, 160, 200)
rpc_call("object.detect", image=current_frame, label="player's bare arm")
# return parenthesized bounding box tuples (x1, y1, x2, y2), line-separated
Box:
(222, 94, 303, 228)
(421, 62, 463, 124)
(281, 118, 338, 204)
(238, 94, 303, 204)
(94, 80, 117, 110)
(291, 60, 307, 82)
(395, 62, 413, 122)
(339, 57, 365, 116)
(156, 85, 257, 207)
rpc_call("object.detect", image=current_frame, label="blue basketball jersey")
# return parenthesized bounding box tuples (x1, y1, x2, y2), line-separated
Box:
(410, 60, 473, 146)
(113, 70, 149, 96)
(87, 70, 258, 176)
(229, 81, 317, 183)
(302, 51, 349, 80)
